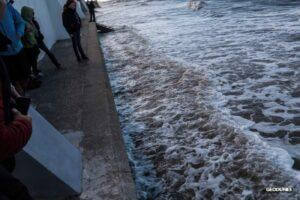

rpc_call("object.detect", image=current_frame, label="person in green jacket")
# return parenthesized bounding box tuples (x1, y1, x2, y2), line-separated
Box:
(21, 6, 41, 77)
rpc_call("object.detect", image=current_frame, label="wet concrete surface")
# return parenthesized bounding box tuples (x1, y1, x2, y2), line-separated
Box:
(29, 19, 136, 200)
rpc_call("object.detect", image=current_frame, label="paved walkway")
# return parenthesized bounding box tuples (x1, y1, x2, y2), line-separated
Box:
(29, 19, 136, 200)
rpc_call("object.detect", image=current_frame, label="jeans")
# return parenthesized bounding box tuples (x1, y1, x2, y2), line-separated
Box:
(71, 30, 86, 61)
(38, 40, 60, 68)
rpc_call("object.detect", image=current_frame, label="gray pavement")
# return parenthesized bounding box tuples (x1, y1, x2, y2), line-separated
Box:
(29, 20, 137, 200)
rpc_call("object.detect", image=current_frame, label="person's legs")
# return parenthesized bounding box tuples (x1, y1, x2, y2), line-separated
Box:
(38, 41, 61, 69)
(75, 30, 87, 59)
(0, 194, 10, 200)
(89, 10, 93, 22)
(32, 58, 39, 76)
(71, 33, 81, 61)
(1, 55, 14, 81)
(0, 157, 15, 173)
(1, 50, 30, 95)
(92, 11, 96, 22)
(27, 48, 39, 76)
(17, 50, 32, 94)
(24, 47, 40, 77)
(0, 166, 34, 200)
(33, 47, 40, 75)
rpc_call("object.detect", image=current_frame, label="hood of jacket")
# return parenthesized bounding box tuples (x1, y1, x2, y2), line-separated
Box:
(21, 6, 34, 22)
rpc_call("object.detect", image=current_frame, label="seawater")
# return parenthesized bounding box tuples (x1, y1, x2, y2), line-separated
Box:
(97, 0, 300, 199)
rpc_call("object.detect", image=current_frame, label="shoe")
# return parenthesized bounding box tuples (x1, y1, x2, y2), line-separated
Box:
(33, 69, 41, 75)
(56, 63, 62, 69)
(33, 72, 43, 79)
(82, 56, 89, 60)
(77, 58, 82, 63)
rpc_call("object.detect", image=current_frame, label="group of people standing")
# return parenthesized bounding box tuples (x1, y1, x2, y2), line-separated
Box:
(0, 0, 63, 96)
(0, 0, 92, 199)
(0, 0, 35, 198)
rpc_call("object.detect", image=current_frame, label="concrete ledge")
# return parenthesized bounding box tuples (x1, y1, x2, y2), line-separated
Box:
(14, 108, 82, 198)
(28, 19, 137, 199)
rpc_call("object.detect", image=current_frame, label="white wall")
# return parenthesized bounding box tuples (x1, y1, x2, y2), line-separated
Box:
(13, 0, 79, 49)
(45, 0, 69, 41)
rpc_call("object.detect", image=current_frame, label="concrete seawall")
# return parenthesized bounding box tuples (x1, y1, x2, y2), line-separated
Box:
(29, 19, 137, 200)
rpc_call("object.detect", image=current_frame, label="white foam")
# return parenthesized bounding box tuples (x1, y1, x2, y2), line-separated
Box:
(98, 0, 300, 198)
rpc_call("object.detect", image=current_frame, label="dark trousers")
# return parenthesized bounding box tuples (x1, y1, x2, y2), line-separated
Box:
(38, 40, 60, 68)
(1, 49, 30, 82)
(1, 49, 31, 94)
(24, 47, 40, 75)
(71, 30, 86, 61)
(0, 157, 15, 173)
(0, 158, 33, 200)
(89, 10, 96, 22)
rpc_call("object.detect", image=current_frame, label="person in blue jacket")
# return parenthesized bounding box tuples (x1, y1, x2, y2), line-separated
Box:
(0, 0, 30, 94)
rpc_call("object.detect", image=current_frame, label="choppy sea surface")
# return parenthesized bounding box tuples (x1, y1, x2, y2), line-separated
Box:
(97, 0, 300, 199)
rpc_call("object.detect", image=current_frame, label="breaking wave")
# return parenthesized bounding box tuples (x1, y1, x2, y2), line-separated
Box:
(100, 27, 300, 199)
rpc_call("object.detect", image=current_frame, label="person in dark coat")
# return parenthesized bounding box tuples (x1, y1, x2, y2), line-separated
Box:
(0, 58, 33, 200)
(32, 16, 62, 70)
(87, 1, 96, 22)
(62, 0, 88, 63)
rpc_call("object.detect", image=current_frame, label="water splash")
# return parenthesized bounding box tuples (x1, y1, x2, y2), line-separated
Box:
(97, 0, 300, 198)
(100, 27, 300, 199)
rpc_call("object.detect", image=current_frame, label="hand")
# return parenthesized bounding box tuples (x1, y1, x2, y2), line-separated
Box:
(70, 34, 74, 37)
(12, 108, 32, 123)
